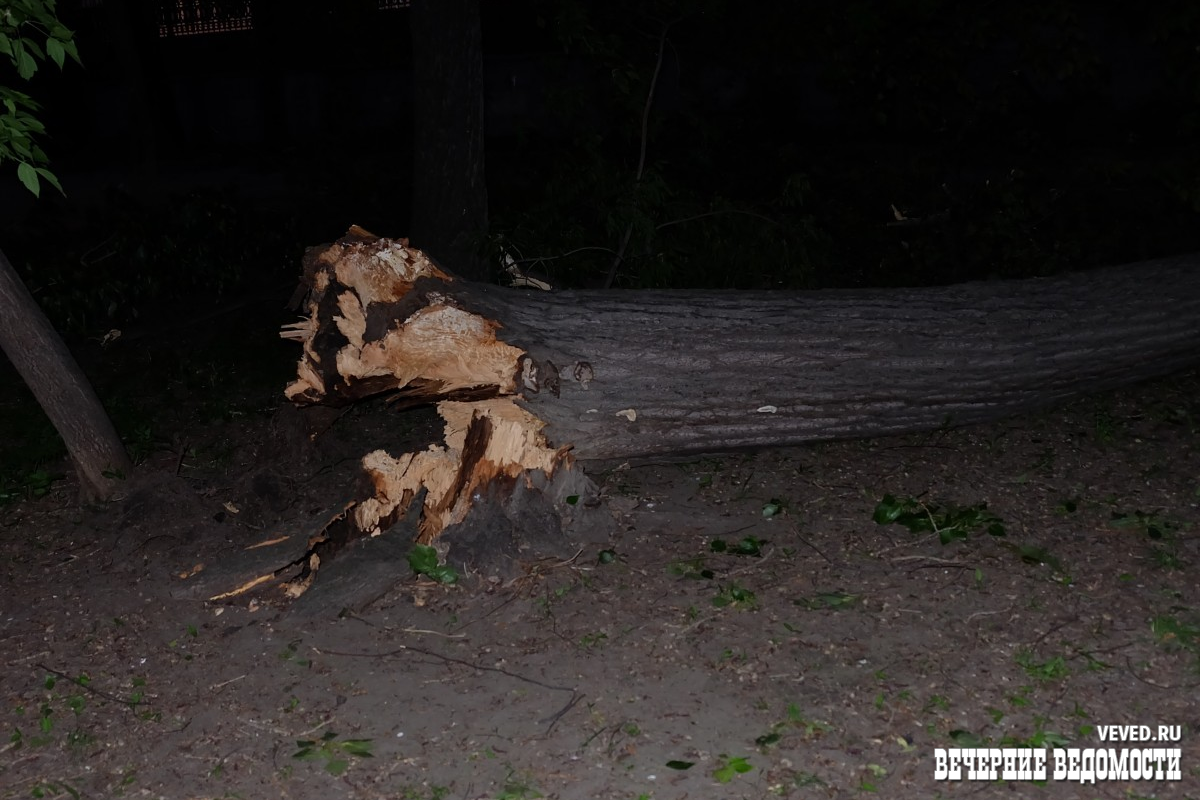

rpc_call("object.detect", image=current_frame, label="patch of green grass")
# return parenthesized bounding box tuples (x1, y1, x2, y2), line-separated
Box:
(760, 498, 786, 518)
(0, 466, 62, 506)
(398, 787, 452, 800)
(788, 770, 826, 788)
(493, 766, 543, 800)
(785, 703, 833, 739)
(1007, 685, 1034, 708)
(1015, 649, 1070, 681)
(12, 671, 154, 758)
(1091, 407, 1120, 443)
(754, 703, 835, 752)
(859, 762, 888, 791)
(407, 544, 458, 585)
(712, 754, 753, 784)
(679, 456, 724, 490)
(1111, 509, 1186, 570)
(1000, 715, 1071, 749)
(1149, 546, 1185, 570)
(709, 535, 767, 556)
(873, 494, 1006, 544)
(947, 729, 986, 747)
(1151, 612, 1200, 662)
(794, 590, 859, 610)
(29, 780, 81, 799)
(712, 583, 757, 609)
(1110, 509, 1175, 540)
(997, 542, 1068, 579)
(668, 557, 712, 580)
(278, 640, 311, 668)
(1053, 497, 1079, 515)
(292, 731, 373, 776)
(579, 631, 608, 649)
(923, 694, 951, 713)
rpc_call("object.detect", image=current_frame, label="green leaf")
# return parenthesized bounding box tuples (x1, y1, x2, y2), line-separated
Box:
(872, 494, 904, 524)
(0, 33, 11, 58)
(406, 544, 458, 584)
(16, 161, 40, 196)
(665, 760, 694, 770)
(15, 45, 37, 80)
(407, 544, 439, 573)
(46, 37, 64, 69)
(61, 38, 80, 66)
(948, 729, 985, 747)
(796, 590, 859, 610)
(23, 39, 45, 62)
(732, 536, 765, 556)
(339, 739, 374, 757)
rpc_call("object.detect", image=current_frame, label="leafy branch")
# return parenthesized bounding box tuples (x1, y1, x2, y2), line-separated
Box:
(0, 0, 82, 196)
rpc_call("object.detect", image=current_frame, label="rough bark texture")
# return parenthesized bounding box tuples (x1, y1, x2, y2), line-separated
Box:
(0, 247, 132, 501)
(274, 230, 1200, 581)
(410, 0, 489, 281)
(484, 264, 1200, 459)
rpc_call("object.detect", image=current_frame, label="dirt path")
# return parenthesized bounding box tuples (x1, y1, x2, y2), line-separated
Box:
(2, 373, 1198, 800)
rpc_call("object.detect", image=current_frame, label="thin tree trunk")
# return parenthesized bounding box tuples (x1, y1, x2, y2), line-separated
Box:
(0, 247, 131, 501)
(409, 0, 489, 280)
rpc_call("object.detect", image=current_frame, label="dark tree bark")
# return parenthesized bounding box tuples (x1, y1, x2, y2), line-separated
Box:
(409, 0, 489, 280)
(0, 248, 132, 501)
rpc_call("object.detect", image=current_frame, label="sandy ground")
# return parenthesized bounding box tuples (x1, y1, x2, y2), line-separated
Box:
(2, 366, 1198, 800)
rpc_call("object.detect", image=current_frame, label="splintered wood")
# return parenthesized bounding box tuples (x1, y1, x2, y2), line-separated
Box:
(354, 398, 571, 543)
(282, 230, 522, 405)
(280, 228, 585, 552)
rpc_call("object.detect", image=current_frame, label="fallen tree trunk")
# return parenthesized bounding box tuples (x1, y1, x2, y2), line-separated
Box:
(194, 228, 1200, 604)
(286, 232, 1200, 461)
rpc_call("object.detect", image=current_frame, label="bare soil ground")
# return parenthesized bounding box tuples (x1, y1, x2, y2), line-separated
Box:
(2, 323, 1198, 799)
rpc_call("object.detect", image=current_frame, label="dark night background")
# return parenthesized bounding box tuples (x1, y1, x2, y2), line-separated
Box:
(4, 0, 1200, 336)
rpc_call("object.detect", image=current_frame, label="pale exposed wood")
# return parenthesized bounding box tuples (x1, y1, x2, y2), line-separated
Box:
(354, 398, 582, 543)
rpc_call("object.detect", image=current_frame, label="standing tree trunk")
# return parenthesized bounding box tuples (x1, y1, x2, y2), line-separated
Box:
(409, 0, 489, 280)
(0, 247, 131, 501)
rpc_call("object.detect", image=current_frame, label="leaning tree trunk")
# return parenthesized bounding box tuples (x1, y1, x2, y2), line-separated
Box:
(0, 247, 132, 501)
(185, 228, 1200, 606)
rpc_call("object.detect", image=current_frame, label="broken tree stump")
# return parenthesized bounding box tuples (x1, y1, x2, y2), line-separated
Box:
(249, 226, 1200, 597)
